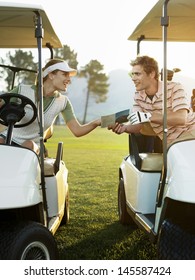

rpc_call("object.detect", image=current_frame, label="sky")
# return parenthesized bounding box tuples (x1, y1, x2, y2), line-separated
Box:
(1, 0, 195, 79)
(30, 0, 159, 72)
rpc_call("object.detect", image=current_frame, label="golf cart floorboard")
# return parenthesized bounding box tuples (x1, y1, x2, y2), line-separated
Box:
(135, 213, 155, 233)
(48, 216, 62, 235)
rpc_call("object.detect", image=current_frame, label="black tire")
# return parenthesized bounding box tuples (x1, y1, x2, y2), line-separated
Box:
(0, 221, 59, 260)
(118, 179, 135, 225)
(157, 219, 195, 260)
(60, 189, 70, 225)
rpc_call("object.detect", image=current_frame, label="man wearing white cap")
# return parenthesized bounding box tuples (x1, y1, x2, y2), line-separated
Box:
(0, 59, 101, 153)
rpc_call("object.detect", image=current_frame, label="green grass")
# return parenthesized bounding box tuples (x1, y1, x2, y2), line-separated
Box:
(46, 125, 157, 260)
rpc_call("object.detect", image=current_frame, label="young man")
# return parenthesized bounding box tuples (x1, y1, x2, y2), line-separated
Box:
(108, 55, 195, 146)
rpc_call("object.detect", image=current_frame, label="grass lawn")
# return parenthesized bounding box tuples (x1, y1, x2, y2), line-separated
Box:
(46, 125, 157, 260)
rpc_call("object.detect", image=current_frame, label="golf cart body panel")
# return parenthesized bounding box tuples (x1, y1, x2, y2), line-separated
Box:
(121, 156, 161, 214)
(0, 145, 42, 208)
(167, 140, 195, 202)
(45, 159, 68, 217)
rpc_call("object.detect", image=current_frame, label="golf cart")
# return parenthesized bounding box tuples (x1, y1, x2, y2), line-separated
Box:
(118, 0, 195, 259)
(0, 2, 69, 259)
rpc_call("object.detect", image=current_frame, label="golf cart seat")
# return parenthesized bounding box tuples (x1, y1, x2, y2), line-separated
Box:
(44, 141, 63, 176)
(130, 133, 163, 172)
(139, 153, 163, 171)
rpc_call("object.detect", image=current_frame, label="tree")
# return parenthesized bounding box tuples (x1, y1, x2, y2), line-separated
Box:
(79, 60, 109, 123)
(53, 45, 78, 69)
(0, 50, 37, 91)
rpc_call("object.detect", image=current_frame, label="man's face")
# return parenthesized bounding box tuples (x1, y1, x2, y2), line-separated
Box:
(131, 65, 153, 92)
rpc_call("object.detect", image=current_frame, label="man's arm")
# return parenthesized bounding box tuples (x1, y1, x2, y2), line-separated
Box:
(151, 109, 188, 126)
(108, 122, 142, 134)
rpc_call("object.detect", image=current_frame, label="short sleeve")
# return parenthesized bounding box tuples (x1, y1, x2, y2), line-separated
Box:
(61, 97, 77, 123)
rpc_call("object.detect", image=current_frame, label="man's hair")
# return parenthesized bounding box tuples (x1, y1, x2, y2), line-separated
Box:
(130, 55, 159, 80)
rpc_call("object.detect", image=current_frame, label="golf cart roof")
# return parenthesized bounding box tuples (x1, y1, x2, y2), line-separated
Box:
(0, 1, 62, 48)
(128, 0, 195, 42)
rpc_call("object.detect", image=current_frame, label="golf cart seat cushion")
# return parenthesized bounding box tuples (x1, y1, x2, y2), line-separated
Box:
(139, 153, 163, 171)
(44, 158, 55, 176)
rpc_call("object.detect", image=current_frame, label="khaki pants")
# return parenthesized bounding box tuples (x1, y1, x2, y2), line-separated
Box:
(168, 130, 195, 149)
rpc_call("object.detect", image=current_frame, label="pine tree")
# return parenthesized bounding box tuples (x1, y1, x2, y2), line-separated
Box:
(79, 60, 109, 123)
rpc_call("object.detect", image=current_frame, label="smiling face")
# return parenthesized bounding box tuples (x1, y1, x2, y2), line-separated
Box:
(50, 70, 71, 92)
(130, 56, 159, 95)
(131, 65, 157, 95)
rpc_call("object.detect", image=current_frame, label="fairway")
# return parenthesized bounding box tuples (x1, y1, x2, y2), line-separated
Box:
(46, 126, 157, 260)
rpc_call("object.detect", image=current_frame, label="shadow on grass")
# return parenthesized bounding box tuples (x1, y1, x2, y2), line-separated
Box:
(56, 221, 157, 260)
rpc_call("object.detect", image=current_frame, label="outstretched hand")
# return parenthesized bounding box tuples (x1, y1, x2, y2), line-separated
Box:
(107, 122, 126, 134)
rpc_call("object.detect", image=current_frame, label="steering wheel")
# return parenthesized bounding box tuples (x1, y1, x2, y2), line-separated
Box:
(0, 93, 37, 128)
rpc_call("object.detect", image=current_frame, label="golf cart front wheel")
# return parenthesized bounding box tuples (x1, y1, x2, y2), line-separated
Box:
(157, 219, 195, 260)
(60, 188, 70, 225)
(0, 221, 59, 260)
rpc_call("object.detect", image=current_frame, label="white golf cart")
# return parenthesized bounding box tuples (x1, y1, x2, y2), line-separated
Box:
(118, 0, 195, 259)
(0, 2, 69, 259)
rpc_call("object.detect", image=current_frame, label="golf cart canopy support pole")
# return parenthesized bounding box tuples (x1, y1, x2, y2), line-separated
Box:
(137, 35, 145, 55)
(34, 11, 48, 224)
(157, 0, 170, 207)
(46, 42, 54, 59)
(162, 0, 169, 161)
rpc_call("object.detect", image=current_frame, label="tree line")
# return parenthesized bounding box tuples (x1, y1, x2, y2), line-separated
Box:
(0, 45, 109, 123)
